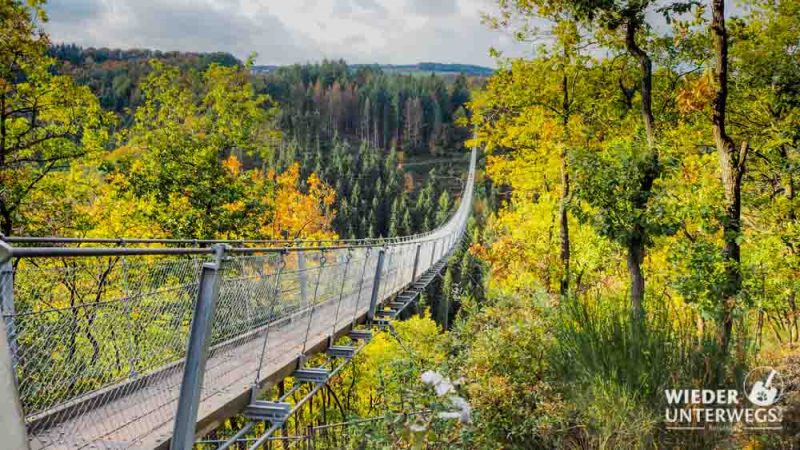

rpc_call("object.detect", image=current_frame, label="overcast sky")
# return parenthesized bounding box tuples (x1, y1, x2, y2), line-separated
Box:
(43, 0, 529, 67)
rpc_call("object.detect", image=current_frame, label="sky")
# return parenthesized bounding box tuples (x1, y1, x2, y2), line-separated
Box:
(43, 0, 530, 67)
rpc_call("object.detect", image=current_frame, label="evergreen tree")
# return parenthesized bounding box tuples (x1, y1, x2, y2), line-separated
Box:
(441, 266, 455, 329)
(435, 191, 451, 226)
(401, 208, 413, 236)
(388, 198, 400, 237)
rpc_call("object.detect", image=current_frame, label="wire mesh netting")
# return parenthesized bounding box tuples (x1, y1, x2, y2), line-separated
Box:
(2, 254, 205, 447)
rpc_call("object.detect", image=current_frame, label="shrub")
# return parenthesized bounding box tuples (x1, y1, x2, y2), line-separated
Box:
(452, 293, 568, 449)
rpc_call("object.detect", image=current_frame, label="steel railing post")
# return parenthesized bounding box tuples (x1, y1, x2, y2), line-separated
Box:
(171, 244, 225, 450)
(366, 249, 385, 325)
(411, 244, 421, 282)
(351, 248, 371, 328)
(0, 257, 17, 368)
(378, 249, 392, 301)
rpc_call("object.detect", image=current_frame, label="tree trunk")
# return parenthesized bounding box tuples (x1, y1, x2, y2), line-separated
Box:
(0, 92, 9, 237)
(559, 149, 570, 297)
(559, 72, 571, 297)
(627, 234, 645, 320)
(625, 20, 655, 149)
(623, 17, 658, 319)
(711, 0, 747, 356)
(0, 200, 11, 236)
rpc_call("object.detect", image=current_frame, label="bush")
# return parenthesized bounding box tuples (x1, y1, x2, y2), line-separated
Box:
(452, 293, 568, 449)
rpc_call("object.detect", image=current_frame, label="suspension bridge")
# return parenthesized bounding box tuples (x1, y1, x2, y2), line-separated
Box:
(0, 148, 476, 449)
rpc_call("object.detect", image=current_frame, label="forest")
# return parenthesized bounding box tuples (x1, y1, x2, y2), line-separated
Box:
(1, 0, 799, 449)
(461, 0, 799, 447)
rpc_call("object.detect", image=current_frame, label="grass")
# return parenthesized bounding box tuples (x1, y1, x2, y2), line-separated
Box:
(550, 295, 748, 449)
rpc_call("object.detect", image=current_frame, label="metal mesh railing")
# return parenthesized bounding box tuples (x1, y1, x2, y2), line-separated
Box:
(0, 148, 476, 449)
(0, 254, 205, 448)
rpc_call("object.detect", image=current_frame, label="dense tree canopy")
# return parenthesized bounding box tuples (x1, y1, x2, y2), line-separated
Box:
(0, 0, 109, 235)
(464, 0, 800, 446)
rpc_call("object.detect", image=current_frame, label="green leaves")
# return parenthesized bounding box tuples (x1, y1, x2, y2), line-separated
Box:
(0, 0, 111, 235)
(109, 61, 283, 238)
(570, 138, 676, 247)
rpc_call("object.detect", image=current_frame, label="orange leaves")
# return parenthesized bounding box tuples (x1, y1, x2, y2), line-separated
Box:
(468, 242, 488, 259)
(404, 173, 415, 192)
(261, 163, 338, 241)
(306, 171, 335, 208)
(676, 71, 716, 115)
(221, 154, 242, 176)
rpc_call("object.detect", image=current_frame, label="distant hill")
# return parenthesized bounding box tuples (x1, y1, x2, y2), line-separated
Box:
(46, 44, 492, 118)
(48, 44, 242, 115)
(359, 62, 494, 76)
(48, 44, 495, 78)
(252, 62, 494, 76)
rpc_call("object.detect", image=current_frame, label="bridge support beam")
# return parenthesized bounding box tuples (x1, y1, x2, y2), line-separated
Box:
(366, 249, 385, 325)
(171, 245, 225, 450)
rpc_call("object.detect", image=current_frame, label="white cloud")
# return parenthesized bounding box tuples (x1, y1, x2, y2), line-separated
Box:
(44, 0, 527, 66)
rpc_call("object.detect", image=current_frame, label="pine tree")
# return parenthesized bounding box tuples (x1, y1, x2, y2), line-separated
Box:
(435, 191, 451, 226)
(401, 208, 413, 235)
(388, 198, 400, 237)
(351, 182, 362, 216)
(459, 251, 471, 287)
(415, 182, 433, 228)
(370, 195, 381, 233)
(441, 266, 454, 329)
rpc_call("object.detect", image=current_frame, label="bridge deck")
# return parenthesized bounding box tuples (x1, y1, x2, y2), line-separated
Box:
(29, 289, 372, 450)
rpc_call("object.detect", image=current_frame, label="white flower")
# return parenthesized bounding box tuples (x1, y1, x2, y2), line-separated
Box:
(421, 370, 443, 385)
(448, 395, 472, 424)
(420, 370, 454, 396)
(409, 422, 427, 432)
(435, 380, 454, 396)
